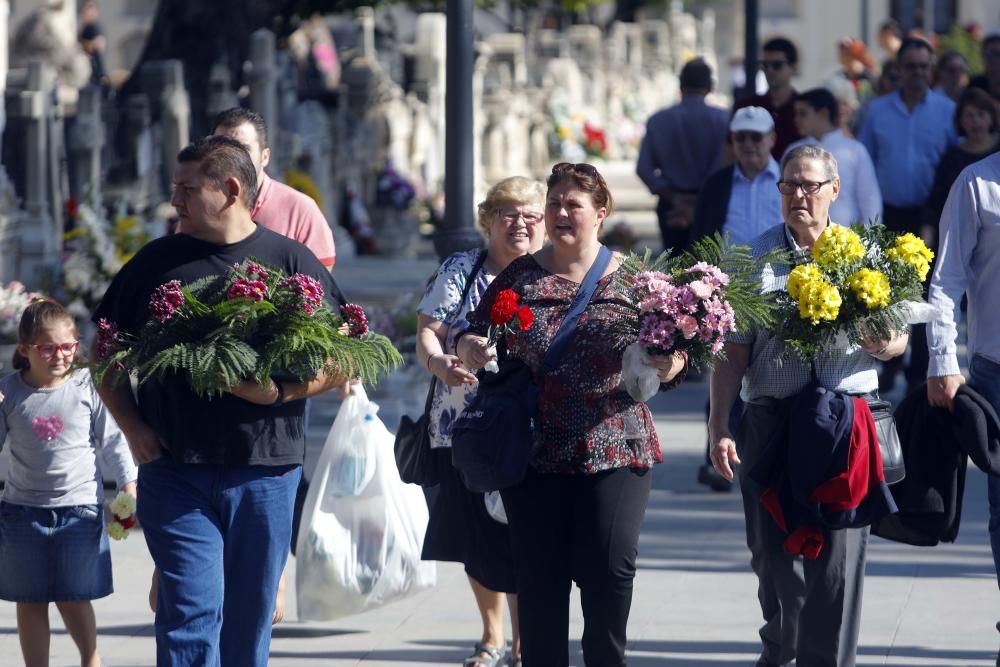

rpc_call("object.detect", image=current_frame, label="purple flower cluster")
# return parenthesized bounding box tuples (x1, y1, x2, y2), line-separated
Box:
(633, 266, 736, 357)
(149, 280, 185, 323)
(376, 160, 417, 210)
(95, 317, 120, 360)
(278, 274, 324, 315)
(242, 261, 269, 281)
(340, 303, 369, 337)
(228, 278, 268, 302)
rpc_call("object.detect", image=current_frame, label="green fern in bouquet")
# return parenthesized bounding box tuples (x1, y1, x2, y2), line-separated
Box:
(93, 259, 403, 397)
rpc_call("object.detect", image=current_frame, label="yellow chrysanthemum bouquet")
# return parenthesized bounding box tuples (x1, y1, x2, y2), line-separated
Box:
(776, 223, 934, 358)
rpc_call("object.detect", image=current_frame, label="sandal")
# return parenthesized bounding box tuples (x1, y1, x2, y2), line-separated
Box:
(464, 642, 506, 667)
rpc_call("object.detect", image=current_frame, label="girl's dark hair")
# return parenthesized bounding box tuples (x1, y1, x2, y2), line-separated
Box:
(546, 162, 615, 217)
(12, 299, 76, 371)
(955, 87, 999, 137)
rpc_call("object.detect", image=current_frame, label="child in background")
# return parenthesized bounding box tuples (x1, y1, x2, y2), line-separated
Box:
(0, 299, 137, 667)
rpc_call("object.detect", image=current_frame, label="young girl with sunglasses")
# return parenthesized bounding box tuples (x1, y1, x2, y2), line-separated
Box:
(0, 299, 137, 667)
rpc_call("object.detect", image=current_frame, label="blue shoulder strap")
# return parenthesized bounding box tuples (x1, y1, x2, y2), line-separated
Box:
(543, 245, 613, 370)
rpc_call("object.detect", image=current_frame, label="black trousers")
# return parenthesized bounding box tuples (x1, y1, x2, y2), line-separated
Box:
(501, 467, 652, 667)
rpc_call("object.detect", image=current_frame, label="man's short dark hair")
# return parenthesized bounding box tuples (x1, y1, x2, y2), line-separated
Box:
(763, 37, 798, 66)
(177, 135, 258, 210)
(212, 107, 269, 150)
(679, 58, 713, 93)
(796, 88, 839, 126)
(896, 36, 933, 62)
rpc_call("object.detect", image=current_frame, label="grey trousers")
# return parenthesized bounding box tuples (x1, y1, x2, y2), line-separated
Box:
(738, 401, 869, 667)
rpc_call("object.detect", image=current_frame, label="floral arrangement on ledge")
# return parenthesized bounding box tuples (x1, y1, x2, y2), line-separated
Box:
(63, 200, 151, 311)
(775, 223, 935, 359)
(93, 259, 403, 397)
(375, 159, 417, 210)
(0, 282, 45, 345)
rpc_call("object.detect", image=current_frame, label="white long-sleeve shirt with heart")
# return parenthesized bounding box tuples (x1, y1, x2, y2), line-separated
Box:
(0, 368, 137, 508)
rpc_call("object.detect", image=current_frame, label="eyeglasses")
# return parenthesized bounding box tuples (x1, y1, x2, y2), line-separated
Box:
(495, 207, 544, 225)
(551, 162, 600, 178)
(30, 341, 80, 358)
(733, 132, 765, 143)
(759, 60, 788, 71)
(777, 180, 832, 195)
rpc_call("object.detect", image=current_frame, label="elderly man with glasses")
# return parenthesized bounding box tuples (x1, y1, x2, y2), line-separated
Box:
(688, 106, 784, 491)
(709, 145, 907, 667)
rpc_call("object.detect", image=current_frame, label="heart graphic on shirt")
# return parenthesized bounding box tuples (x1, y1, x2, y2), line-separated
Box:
(32, 416, 64, 442)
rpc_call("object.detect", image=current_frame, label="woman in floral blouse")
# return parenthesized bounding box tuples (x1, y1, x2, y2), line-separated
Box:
(457, 163, 687, 667)
(416, 176, 546, 667)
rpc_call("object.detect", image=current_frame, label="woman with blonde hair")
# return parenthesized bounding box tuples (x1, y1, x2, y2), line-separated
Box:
(417, 176, 547, 667)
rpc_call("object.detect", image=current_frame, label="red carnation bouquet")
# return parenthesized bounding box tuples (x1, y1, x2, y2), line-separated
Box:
(482, 289, 534, 373)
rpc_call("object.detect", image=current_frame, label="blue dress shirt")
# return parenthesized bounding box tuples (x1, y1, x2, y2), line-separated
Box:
(858, 89, 957, 208)
(723, 158, 783, 246)
(927, 153, 1000, 377)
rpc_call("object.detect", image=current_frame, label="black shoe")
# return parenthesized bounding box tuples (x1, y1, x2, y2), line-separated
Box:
(697, 463, 733, 492)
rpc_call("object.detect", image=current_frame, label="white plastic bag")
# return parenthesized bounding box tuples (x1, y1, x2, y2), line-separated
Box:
(621, 342, 661, 403)
(295, 387, 436, 621)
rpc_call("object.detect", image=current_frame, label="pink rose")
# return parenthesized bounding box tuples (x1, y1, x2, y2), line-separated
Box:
(676, 314, 699, 339)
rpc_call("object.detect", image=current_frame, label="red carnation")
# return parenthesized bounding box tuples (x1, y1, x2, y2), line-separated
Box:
(115, 514, 137, 530)
(490, 289, 520, 325)
(516, 306, 534, 331)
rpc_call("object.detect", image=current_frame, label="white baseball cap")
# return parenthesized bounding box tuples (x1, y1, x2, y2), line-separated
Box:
(730, 106, 775, 134)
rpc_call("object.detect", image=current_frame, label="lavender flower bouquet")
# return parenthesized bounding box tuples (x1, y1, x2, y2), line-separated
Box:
(616, 235, 784, 401)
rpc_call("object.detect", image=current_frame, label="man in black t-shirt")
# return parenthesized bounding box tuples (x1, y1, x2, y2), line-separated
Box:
(93, 136, 346, 666)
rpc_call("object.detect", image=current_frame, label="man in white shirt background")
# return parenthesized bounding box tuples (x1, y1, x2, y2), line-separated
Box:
(785, 88, 883, 227)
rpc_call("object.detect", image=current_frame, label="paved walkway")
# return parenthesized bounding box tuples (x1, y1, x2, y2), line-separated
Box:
(1, 376, 997, 666)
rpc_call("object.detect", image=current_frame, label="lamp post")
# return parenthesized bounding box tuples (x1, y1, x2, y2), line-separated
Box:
(434, 0, 484, 259)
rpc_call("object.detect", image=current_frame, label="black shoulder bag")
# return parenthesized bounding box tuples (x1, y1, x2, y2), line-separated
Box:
(451, 246, 613, 493)
(393, 250, 488, 486)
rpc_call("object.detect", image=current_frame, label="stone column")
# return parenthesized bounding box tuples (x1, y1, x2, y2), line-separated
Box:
(68, 84, 104, 206)
(249, 28, 278, 132)
(160, 60, 190, 191)
(357, 7, 376, 60)
(7, 61, 57, 286)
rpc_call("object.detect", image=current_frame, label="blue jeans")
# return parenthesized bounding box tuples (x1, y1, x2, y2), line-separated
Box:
(967, 354, 1000, 591)
(137, 456, 301, 667)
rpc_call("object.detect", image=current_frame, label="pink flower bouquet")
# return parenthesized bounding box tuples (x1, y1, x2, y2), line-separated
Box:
(93, 258, 401, 397)
(616, 236, 781, 401)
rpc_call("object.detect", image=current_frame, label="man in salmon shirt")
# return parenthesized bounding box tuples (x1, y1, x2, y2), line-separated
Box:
(213, 107, 336, 269)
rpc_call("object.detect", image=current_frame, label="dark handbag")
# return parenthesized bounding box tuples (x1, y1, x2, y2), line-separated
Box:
(868, 398, 905, 485)
(393, 379, 440, 486)
(451, 246, 613, 493)
(393, 250, 488, 486)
